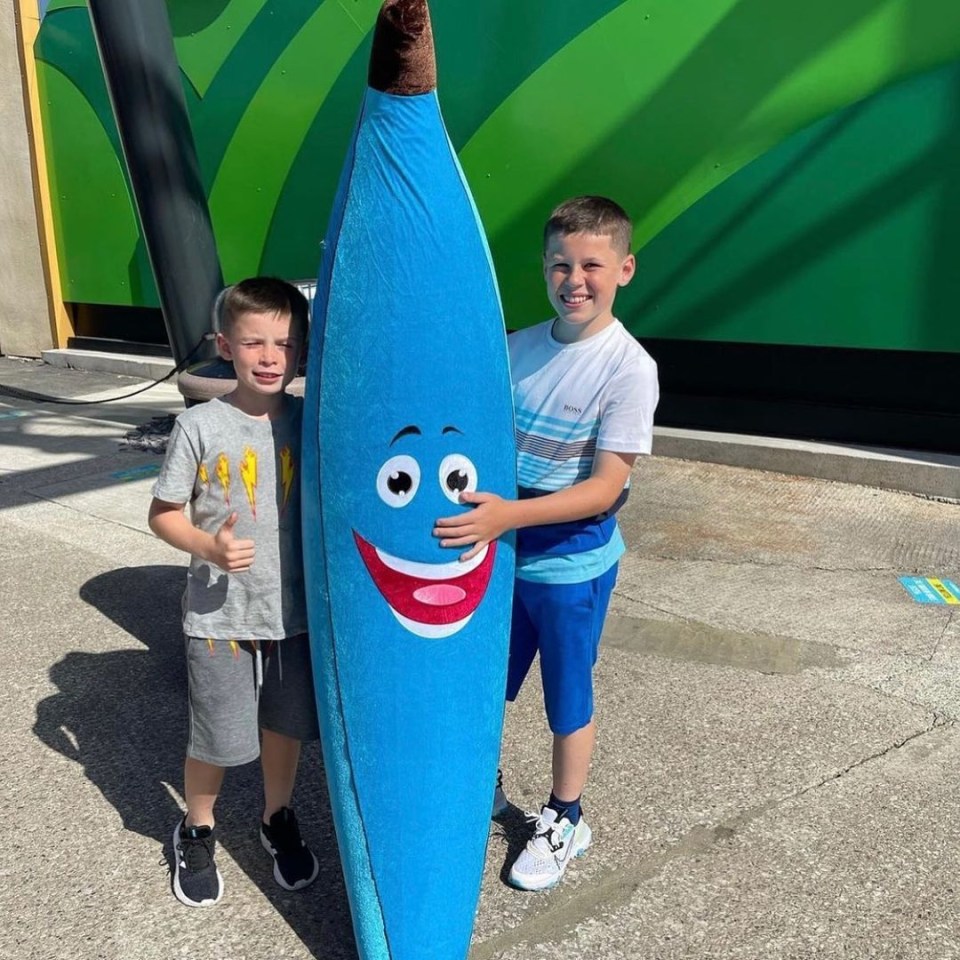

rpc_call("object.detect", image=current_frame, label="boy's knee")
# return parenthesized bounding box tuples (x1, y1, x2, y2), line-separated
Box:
(545, 698, 594, 736)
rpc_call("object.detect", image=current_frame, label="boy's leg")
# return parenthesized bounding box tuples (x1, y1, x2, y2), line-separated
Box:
(495, 582, 539, 816)
(508, 564, 617, 891)
(552, 718, 596, 805)
(176, 637, 262, 907)
(260, 727, 301, 820)
(542, 562, 618, 805)
(174, 757, 227, 908)
(184, 757, 226, 828)
(257, 635, 320, 891)
(506, 581, 539, 704)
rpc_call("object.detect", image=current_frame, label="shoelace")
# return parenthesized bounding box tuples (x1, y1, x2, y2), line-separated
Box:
(179, 833, 214, 871)
(268, 815, 304, 854)
(525, 812, 566, 855)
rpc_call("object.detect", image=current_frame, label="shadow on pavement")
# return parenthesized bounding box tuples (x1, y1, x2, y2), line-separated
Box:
(33, 564, 356, 958)
(491, 803, 534, 887)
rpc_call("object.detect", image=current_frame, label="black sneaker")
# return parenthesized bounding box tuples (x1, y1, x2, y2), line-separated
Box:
(260, 807, 319, 891)
(172, 818, 223, 907)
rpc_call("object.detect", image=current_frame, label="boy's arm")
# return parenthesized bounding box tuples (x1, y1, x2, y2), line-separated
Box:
(433, 449, 635, 560)
(148, 498, 256, 573)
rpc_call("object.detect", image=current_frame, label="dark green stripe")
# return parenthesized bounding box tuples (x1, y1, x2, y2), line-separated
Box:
(261, 2, 628, 275)
(189, 0, 322, 190)
(36, 8, 121, 157)
(431, 1, 628, 146)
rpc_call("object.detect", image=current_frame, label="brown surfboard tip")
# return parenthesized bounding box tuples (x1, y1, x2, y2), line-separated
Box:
(368, 0, 437, 95)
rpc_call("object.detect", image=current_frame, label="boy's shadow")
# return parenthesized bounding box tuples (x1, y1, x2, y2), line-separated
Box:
(33, 564, 356, 958)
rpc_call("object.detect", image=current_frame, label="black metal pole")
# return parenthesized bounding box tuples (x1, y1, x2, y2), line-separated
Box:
(87, 0, 221, 368)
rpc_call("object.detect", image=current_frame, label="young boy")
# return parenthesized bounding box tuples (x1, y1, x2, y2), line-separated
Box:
(149, 277, 320, 907)
(434, 196, 659, 890)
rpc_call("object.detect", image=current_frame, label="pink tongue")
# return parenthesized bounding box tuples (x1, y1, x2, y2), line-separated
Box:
(413, 584, 467, 606)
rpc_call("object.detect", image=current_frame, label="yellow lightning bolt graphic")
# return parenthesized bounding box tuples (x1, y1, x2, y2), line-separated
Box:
(279, 446, 295, 516)
(206, 638, 215, 656)
(239, 447, 258, 518)
(229, 640, 240, 659)
(197, 463, 209, 487)
(215, 454, 231, 505)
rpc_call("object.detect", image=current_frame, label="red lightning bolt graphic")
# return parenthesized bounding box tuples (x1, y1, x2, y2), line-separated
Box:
(279, 446, 295, 516)
(215, 454, 230, 505)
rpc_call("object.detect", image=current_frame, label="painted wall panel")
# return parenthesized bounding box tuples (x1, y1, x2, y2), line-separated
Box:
(630, 59, 960, 352)
(30, 0, 960, 352)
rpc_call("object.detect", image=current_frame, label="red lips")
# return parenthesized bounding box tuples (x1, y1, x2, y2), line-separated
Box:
(353, 531, 496, 627)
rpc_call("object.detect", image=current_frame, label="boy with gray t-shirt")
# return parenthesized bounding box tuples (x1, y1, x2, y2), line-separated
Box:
(149, 278, 319, 908)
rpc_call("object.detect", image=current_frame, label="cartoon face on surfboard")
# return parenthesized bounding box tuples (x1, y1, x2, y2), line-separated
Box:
(353, 424, 497, 638)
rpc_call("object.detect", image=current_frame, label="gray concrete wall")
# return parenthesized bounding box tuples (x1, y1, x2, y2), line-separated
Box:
(0, 4, 53, 358)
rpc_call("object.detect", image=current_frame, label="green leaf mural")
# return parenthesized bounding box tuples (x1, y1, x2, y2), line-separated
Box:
(628, 59, 960, 352)
(32, 0, 960, 349)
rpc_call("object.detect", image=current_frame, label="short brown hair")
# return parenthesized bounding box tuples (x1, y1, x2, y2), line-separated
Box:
(216, 277, 309, 340)
(543, 196, 633, 257)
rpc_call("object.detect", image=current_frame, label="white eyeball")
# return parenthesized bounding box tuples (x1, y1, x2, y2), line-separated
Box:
(438, 454, 478, 504)
(377, 455, 421, 508)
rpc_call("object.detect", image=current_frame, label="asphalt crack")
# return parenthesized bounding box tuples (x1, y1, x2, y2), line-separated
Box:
(927, 609, 956, 662)
(792, 714, 949, 800)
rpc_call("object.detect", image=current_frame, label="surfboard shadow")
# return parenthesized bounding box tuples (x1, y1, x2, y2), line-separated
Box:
(32, 564, 355, 958)
(490, 803, 536, 888)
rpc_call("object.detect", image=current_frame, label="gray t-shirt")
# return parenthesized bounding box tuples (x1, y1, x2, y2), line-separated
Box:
(152, 395, 307, 641)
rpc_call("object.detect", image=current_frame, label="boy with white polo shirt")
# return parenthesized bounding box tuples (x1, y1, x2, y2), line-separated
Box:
(434, 195, 659, 890)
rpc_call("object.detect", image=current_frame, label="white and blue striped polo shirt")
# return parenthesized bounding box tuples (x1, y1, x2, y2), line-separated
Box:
(509, 318, 659, 583)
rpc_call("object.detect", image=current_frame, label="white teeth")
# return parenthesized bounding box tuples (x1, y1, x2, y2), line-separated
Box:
(389, 610, 475, 638)
(374, 544, 489, 580)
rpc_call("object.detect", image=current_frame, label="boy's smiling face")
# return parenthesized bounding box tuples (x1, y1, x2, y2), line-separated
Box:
(543, 230, 635, 343)
(217, 309, 302, 414)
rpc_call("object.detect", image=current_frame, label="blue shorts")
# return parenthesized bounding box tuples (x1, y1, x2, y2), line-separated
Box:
(506, 563, 618, 735)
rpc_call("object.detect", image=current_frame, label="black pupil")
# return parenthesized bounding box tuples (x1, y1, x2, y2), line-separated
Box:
(446, 470, 469, 493)
(388, 472, 413, 495)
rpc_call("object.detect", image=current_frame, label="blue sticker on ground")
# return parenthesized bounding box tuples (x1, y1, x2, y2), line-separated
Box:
(899, 576, 960, 605)
(110, 463, 161, 482)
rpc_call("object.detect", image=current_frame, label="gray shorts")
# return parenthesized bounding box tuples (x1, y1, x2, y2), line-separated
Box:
(184, 633, 320, 767)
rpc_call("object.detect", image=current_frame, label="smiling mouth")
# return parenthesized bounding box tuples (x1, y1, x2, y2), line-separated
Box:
(353, 531, 496, 638)
(561, 294, 590, 306)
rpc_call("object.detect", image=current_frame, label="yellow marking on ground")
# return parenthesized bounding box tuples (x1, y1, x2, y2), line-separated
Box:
(928, 579, 959, 604)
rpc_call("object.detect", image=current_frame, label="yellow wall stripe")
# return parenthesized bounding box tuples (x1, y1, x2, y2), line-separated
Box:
(14, 0, 72, 347)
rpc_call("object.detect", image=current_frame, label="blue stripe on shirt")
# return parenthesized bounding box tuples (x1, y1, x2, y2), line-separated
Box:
(514, 407, 599, 441)
(516, 512, 618, 557)
(516, 525, 625, 584)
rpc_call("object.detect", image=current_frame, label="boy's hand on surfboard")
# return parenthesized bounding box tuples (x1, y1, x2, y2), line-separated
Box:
(209, 511, 256, 572)
(434, 492, 513, 561)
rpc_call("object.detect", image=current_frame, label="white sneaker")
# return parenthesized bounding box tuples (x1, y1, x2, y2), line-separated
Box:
(492, 769, 508, 818)
(508, 805, 592, 891)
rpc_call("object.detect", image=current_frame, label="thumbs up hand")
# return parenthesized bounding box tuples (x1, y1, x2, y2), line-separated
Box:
(209, 511, 256, 572)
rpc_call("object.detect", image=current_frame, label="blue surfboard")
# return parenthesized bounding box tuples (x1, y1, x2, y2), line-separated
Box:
(301, 3, 516, 958)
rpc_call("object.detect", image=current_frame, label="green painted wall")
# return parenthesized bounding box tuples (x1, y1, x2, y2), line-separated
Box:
(631, 59, 960, 352)
(33, 0, 960, 351)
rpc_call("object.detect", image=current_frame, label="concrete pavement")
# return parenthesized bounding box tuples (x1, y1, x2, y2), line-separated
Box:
(1, 356, 959, 960)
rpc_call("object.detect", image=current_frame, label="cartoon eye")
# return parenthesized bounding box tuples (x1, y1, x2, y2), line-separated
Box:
(439, 454, 478, 504)
(377, 455, 421, 508)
